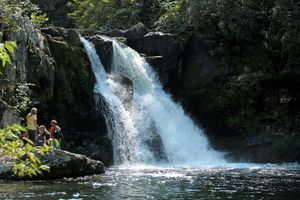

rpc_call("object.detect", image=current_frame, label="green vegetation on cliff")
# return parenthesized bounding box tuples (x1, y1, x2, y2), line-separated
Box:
(0, 0, 47, 69)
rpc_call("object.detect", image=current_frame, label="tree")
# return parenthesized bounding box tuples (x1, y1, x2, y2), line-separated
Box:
(68, 0, 140, 29)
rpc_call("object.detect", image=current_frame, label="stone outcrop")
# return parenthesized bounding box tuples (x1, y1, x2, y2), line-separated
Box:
(0, 149, 104, 180)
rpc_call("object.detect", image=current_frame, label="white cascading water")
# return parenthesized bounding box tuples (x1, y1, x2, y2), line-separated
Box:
(81, 36, 225, 166)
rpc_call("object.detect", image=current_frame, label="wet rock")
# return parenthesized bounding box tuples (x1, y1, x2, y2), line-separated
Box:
(89, 35, 114, 72)
(110, 75, 133, 109)
(145, 55, 178, 90)
(0, 150, 105, 180)
(40, 149, 105, 179)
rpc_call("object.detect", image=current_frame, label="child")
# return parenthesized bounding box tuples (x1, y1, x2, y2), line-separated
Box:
(36, 125, 51, 146)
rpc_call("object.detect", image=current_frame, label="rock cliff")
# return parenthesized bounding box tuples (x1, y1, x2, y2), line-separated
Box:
(1, 21, 299, 164)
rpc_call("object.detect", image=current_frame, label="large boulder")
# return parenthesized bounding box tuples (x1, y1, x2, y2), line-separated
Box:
(40, 149, 104, 179)
(0, 149, 104, 180)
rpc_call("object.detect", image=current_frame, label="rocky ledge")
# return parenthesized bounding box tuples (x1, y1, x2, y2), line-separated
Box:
(0, 149, 105, 180)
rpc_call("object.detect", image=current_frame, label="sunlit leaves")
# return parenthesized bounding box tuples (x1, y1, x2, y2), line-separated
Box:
(0, 125, 52, 178)
(30, 12, 49, 27)
(0, 36, 16, 71)
(67, 0, 140, 29)
(4, 41, 16, 55)
(156, 0, 188, 32)
(0, 45, 12, 67)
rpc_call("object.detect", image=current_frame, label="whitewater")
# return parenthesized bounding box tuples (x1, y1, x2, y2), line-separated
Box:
(81, 36, 225, 167)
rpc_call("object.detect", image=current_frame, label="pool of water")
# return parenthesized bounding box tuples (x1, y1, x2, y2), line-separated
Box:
(1, 164, 299, 199)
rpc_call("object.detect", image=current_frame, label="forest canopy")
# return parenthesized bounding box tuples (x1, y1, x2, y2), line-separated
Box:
(27, 0, 300, 73)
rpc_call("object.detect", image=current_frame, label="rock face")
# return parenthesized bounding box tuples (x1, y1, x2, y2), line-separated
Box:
(40, 27, 113, 166)
(0, 149, 104, 180)
(177, 36, 300, 163)
(89, 35, 114, 72)
(0, 18, 55, 127)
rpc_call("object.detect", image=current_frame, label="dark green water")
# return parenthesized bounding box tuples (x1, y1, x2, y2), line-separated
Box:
(1, 164, 299, 199)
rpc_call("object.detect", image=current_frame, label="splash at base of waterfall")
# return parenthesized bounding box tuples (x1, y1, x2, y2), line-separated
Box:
(81, 36, 225, 166)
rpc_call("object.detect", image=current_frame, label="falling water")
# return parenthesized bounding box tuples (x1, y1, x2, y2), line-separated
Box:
(81, 36, 225, 166)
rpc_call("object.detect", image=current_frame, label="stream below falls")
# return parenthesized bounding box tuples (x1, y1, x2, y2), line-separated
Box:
(1, 164, 299, 199)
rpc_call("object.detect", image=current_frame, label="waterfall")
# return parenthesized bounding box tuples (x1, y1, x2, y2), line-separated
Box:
(81, 37, 225, 166)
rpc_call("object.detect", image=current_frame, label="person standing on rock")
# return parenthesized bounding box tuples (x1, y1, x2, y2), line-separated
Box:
(26, 107, 38, 144)
(49, 120, 63, 149)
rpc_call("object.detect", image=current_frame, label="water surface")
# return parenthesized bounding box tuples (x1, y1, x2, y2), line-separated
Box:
(1, 164, 299, 199)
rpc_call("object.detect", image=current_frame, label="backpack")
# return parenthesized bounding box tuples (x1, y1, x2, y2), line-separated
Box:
(53, 127, 63, 139)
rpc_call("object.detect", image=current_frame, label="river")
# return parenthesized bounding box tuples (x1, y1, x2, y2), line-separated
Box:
(1, 164, 299, 199)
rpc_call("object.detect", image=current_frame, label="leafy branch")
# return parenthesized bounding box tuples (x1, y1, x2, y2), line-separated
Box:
(0, 124, 51, 178)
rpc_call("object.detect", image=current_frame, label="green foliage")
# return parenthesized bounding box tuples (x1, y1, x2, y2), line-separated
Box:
(155, 0, 189, 33)
(66, 0, 299, 72)
(68, 0, 140, 29)
(0, 0, 44, 31)
(30, 12, 48, 27)
(221, 74, 264, 131)
(0, 0, 48, 69)
(29, 0, 73, 27)
(0, 34, 16, 69)
(0, 124, 51, 178)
